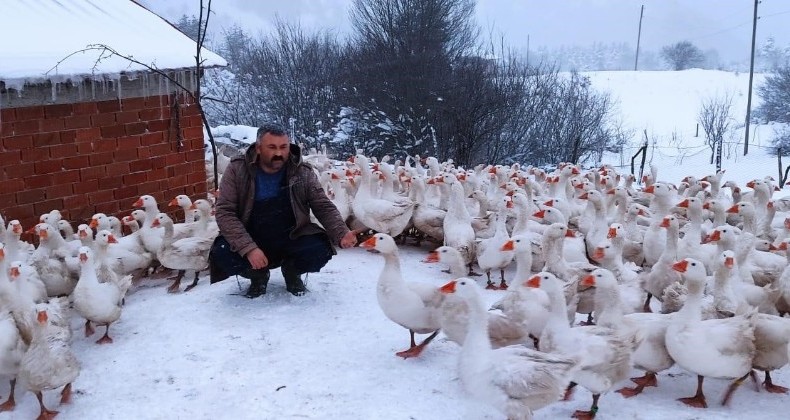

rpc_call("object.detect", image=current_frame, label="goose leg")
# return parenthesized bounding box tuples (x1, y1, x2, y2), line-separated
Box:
(96, 324, 113, 344)
(642, 293, 653, 313)
(184, 271, 201, 292)
(617, 371, 657, 397)
(764, 370, 789, 393)
(721, 371, 753, 406)
(572, 393, 600, 419)
(395, 330, 439, 359)
(60, 383, 73, 404)
(84, 320, 95, 337)
(678, 375, 707, 408)
(0, 379, 16, 411)
(35, 391, 58, 420)
(167, 270, 185, 293)
(485, 271, 498, 290)
(563, 382, 578, 401)
(528, 334, 540, 350)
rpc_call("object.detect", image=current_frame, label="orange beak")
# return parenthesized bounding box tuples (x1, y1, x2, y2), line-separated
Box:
(108, 234, 118, 244)
(189, 203, 198, 210)
(506, 200, 514, 209)
(151, 218, 161, 228)
(501, 240, 515, 251)
(606, 188, 615, 195)
(724, 257, 734, 268)
(593, 247, 605, 260)
(533, 210, 546, 218)
(578, 192, 589, 200)
(133, 198, 144, 208)
(778, 242, 788, 251)
(37, 310, 48, 325)
(360, 236, 377, 249)
(702, 202, 711, 210)
(525, 275, 541, 288)
(671, 260, 689, 273)
(565, 229, 577, 238)
(677, 199, 689, 208)
(543, 200, 554, 207)
(581, 274, 596, 287)
(38, 229, 48, 239)
(78, 230, 88, 238)
(89, 219, 99, 228)
(424, 251, 439, 263)
(9, 266, 19, 278)
(168, 198, 179, 207)
(746, 181, 755, 188)
(331, 172, 341, 180)
(660, 217, 671, 228)
(79, 252, 88, 262)
(644, 185, 655, 194)
(439, 280, 457, 294)
(726, 205, 739, 214)
(607, 227, 617, 238)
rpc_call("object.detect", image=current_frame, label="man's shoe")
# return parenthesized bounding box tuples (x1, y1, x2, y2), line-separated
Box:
(282, 263, 307, 296)
(243, 269, 270, 298)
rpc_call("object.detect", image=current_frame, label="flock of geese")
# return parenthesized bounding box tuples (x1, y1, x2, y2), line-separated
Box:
(3, 146, 790, 419)
(0, 193, 218, 419)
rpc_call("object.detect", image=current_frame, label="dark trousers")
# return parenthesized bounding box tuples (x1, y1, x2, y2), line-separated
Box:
(209, 232, 334, 283)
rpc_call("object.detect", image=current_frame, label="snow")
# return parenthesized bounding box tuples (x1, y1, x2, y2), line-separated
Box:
(0, 0, 226, 83)
(5, 69, 790, 419)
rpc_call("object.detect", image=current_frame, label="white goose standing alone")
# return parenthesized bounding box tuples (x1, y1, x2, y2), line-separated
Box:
(72, 247, 130, 344)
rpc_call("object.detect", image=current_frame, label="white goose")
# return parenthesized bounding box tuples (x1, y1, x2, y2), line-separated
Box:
(475, 205, 513, 289)
(151, 213, 213, 293)
(350, 154, 414, 238)
(361, 233, 442, 358)
(72, 247, 130, 344)
(665, 257, 757, 408)
(439, 278, 579, 420)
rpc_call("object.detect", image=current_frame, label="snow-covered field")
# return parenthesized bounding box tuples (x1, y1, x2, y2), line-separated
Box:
(4, 69, 790, 419)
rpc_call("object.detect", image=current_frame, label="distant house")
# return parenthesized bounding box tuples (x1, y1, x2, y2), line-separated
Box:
(0, 0, 226, 229)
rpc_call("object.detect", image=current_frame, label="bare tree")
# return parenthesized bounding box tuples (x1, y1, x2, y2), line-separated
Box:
(661, 41, 706, 70)
(756, 65, 790, 123)
(698, 92, 734, 169)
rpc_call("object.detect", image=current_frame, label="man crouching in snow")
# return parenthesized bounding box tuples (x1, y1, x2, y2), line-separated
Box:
(208, 122, 357, 297)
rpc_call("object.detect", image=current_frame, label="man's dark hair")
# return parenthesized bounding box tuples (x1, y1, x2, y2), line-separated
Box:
(257, 122, 288, 140)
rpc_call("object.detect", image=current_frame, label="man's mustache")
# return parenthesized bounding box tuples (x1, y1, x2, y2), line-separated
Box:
(272, 156, 284, 161)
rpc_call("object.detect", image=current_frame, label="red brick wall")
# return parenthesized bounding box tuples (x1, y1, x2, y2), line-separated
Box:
(0, 94, 207, 230)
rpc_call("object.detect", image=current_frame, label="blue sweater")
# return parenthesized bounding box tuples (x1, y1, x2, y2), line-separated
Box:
(255, 167, 286, 201)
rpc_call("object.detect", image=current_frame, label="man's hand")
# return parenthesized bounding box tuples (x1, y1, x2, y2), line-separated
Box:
(246, 248, 268, 269)
(339, 231, 358, 249)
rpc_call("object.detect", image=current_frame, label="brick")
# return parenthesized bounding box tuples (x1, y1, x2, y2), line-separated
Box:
(115, 149, 139, 163)
(186, 115, 204, 128)
(34, 199, 64, 216)
(0, 192, 16, 207)
(140, 132, 164, 146)
(75, 127, 102, 142)
(98, 175, 123, 189)
(34, 160, 62, 174)
(122, 172, 147, 185)
(88, 151, 114, 166)
(45, 184, 73, 199)
(91, 113, 116, 127)
(136, 180, 160, 196)
(33, 132, 61, 147)
(145, 95, 170, 108)
(97, 100, 121, 113)
(125, 122, 147, 136)
(0, 108, 15, 121)
(121, 97, 147, 111)
(62, 155, 89, 170)
(93, 138, 118, 153)
(129, 159, 152, 172)
(76, 142, 92, 154)
(149, 143, 171, 157)
(165, 153, 185, 166)
(182, 126, 204, 140)
(16, 189, 46, 204)
(185, 149, 203, 162)
(189, 137, 204, 150)
(4, 204, 36, 223)
(40, 118, 65, 133)
(44, 104, 73, 119)
(80, 166, 106, 181)
(105, 162, 130, 175)
(137, 146, 151, 159)
(187, 172, 206, 184)
(0, 121, 13, 136)
(54, 169, 80, 184)
(14, 106, 44, 121)
(49, 143, 78, 158)
(113, 185, 138, 200)
(147, 168, 167, 181)
(3, 135, 33, 150)
(13, 120, 39, 135)
(63, 195, 87, 212)
(73, 178, 99, 194)
(60, 130, 77, 144)
(166, 174, 188, 189)
(25, 174, 54, 189)
(115, 111, 140, 124)
(194, 181, 207, 195)
(94, 201, 120, 215)
(189, 160, 204, 173)
(5, 162, 35, 178)
(139, 107, 169, 121)
(148, 119, 169, 132)
(20, 147, 50, 162)
(87, 190, 113, 204)
(0, 150, 21, 167)
(63, 115, 92, 129)
(100, 125, 126, 138)
(72, 102, 98, 115)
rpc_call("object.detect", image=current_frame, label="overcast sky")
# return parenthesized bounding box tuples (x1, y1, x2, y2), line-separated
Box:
(140, 0, 790, 62)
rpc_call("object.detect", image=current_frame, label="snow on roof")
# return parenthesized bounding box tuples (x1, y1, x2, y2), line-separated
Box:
(0, 0, 227, 83)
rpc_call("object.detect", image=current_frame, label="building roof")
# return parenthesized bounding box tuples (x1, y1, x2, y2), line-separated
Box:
(0, 0, 227, 84)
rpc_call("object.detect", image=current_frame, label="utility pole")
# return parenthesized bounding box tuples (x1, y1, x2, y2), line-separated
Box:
(634, 5, 644, 70)
(744, 0, 759, 156)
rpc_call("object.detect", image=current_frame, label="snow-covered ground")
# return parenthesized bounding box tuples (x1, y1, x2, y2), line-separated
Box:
(4, 69, 790, 419)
